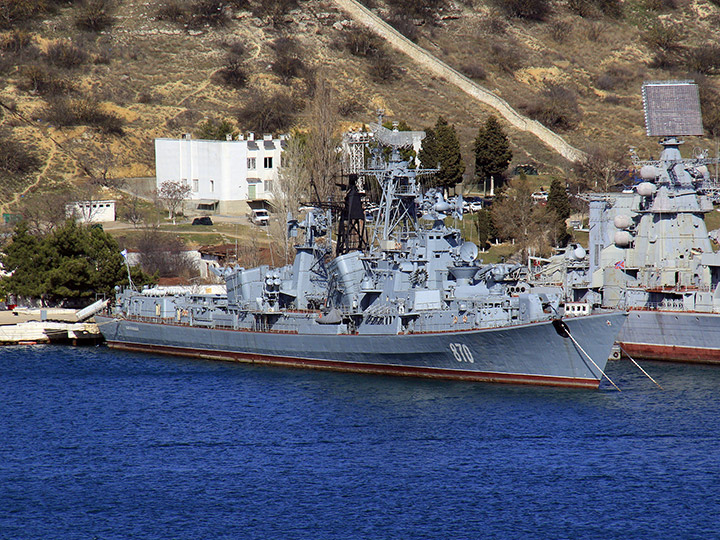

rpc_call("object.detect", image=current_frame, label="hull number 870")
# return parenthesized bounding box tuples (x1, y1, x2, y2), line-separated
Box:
(449, 343, 474, 363)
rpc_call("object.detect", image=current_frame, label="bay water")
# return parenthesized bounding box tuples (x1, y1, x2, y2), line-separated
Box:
(2, 345, 718, 539)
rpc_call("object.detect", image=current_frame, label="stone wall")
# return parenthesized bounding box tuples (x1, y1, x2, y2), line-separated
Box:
(332, 0, 586, 163)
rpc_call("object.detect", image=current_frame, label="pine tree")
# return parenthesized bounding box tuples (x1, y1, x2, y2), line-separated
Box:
(418, 116, 464, 195)
(0, 220, 153, 305)
(474, 115, 512, 194)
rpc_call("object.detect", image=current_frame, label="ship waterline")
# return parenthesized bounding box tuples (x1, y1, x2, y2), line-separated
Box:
(97, 311, 625, 389)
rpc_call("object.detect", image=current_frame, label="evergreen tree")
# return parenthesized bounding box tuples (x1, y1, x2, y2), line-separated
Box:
(0, 222, 51, 299)
(547, 178, 571, 220)
(474, 115, 512, 194)
(0, 220, 153, 305)
(195, 119, 237, 141)
(475, 208, 498, 250)
(546, 178, 572, 247)
(418, 116, 464, 195)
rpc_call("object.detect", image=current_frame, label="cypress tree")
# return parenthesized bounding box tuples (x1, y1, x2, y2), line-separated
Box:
(475, 208, 498, 250)
(547, 178, 572, 247)
(419, 116, 464, 195)
(474, 115, 512, 194)
(547, 178, 571, 220)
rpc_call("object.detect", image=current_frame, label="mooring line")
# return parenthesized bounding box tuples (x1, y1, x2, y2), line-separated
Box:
(562, 322, 621, 392)
(619, 346, 663, 390)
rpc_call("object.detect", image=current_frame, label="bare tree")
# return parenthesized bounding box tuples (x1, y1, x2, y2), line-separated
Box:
(19, 187, 76, 235)
(135, 227, 198, 279)
(273, 131, 310, 263)
(305, 76, 342, 205)
(491, 176, 554, 259)
(157, 180, 191, 223)
(573, 145, 627, 192)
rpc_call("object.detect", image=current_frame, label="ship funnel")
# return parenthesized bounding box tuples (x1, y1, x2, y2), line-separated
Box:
(637, 182, 657, 197)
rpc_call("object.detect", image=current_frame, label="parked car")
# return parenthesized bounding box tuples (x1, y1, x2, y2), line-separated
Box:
(531, 191, 548, 203)
(192, 216, 213, 226)
(465, 196, 484, 212)
(249, 208, 270, 226)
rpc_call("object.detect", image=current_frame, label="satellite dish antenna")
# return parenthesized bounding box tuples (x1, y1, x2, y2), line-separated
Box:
(459, 242, 478, 263)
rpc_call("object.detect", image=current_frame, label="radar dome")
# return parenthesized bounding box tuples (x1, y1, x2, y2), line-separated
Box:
(637, 182, 657, 197)
(573, 246, 587, 260)
(613, 215, 632, 229)
(640, 166, 660, 179)
(614, 230, 633, 248)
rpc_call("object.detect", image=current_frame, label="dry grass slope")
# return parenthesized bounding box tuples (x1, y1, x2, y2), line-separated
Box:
(1, 0, 720, 215)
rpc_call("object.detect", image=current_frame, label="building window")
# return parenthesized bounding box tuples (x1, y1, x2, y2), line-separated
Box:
(264, 180, 273, 192)
(193, 179, 199, 192)
(248, 157, 256, 170)
(264, 156, 273, 169)
(210, 180, 214, 192)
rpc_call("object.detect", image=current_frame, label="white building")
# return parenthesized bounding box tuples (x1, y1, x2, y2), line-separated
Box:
(154, 133, 286, 215)
(66, 200, 116, 223)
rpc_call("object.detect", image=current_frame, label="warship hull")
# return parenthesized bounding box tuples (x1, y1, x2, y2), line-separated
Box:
(96, 312, 624, 388)
(618, 310, 720, 364)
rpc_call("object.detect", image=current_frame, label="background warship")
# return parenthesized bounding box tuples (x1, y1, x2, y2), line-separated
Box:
(97, 131, 622, 389)
(538, 81, 720, 364)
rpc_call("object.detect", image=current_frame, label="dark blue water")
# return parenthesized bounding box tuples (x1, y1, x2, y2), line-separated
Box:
(2, 345, 718, 539)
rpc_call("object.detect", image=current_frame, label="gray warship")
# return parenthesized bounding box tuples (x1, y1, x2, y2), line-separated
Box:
(97, 136, 623, 389)
(537, 81, 720, 364)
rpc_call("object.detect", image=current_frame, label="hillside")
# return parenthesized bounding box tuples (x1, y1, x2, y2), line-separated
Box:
(1, 0, 720, 215)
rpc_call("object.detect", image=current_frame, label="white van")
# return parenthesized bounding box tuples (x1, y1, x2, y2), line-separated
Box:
(250, 208, 270, 226)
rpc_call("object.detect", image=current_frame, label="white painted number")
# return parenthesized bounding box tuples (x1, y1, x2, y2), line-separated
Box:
(450, 343, 474, 363)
